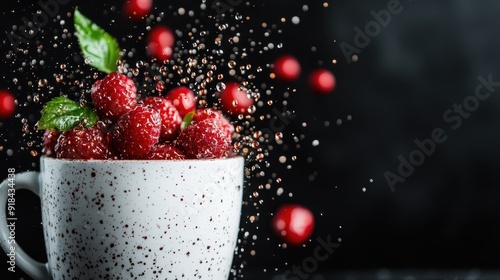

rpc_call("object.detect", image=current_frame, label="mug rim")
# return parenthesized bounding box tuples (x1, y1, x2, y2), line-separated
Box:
(40, 155, 244, 163)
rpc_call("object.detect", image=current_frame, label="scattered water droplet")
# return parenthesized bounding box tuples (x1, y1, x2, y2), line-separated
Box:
(156, 81, 165, 92)
(275, 132, 283, 141)
(216, 82, 226, 92)
(38, 79, 47, 87)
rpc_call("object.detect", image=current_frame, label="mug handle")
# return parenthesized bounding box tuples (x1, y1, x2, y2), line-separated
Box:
(0, 171, 51, 280)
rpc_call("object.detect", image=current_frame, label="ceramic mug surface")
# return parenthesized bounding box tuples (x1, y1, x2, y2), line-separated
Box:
(0, 156, 244, 280)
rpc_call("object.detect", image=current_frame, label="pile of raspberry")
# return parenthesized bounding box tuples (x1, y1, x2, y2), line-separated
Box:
(43, 72, 234, 160)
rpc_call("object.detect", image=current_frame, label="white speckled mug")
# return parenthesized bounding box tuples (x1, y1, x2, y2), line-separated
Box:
(0, 156, 244, 280)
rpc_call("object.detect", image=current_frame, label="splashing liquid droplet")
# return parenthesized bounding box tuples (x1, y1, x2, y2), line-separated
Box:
(216, 82, 226, 92)
(38, 79, 47, 87)
(156, 81, 165, 92)
(275, 132, 283, 141)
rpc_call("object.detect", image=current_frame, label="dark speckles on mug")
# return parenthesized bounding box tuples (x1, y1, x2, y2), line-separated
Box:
(39, 156, 243, 279)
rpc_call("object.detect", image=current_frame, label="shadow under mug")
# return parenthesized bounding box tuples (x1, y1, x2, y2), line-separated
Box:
(0, 156, 244, 279)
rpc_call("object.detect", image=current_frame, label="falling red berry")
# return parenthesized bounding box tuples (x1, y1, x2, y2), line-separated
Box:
(55, 126, 115, 160)
(219, 82, 254, 116)
(123, 0, 153, 21)
(143, 97, 182, 141)
(42, 130, 59, 157)
(272, 204, 315, 246)
(147, 25, 175, 61)
(0, 90, 16, 119)
(176, 118, 232, 159)
(165, 86, 196, 118)
(309, 69, 336, 94)
(192, 108, 234, 136)
(112, 105, 162, 159)
(274, 55, 301, 82)
(91, 72, 137, 121)
(141, 144, 185, 160)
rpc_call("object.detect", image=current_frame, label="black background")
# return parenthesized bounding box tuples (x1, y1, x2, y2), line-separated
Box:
(1, 0, 500, 279)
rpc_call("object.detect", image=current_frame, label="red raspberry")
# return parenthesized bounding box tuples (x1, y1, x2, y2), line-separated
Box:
(42, 130, 59, 157)
(55, 126, 114, 160)
(192, 108, 223, 122)
(309, 68, 336, 94)
(141, 144, 185, 160)
(91, 72, 137, 120)
(0, 89, 16, 119)
(165, 86, 196, 118)
(219, 82, 254, 116)
(123, 0, 152, 21)
(274, 55, 301, 82)
(143, 97, 182, 141)
(192, 108, 234, 136)
(147, 25, 175, 61)
(176, 118, 232, 159)
(272, 204, 315, 246)
(112, 105, 161, 159)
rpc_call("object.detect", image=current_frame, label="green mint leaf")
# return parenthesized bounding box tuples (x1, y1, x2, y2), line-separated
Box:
(74, 8, 120, 74)
(38, 96, 99, 132)
(181, 111, 195, 130)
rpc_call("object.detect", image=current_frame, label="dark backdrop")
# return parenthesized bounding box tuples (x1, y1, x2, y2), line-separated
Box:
(1, 0, 500, 279)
